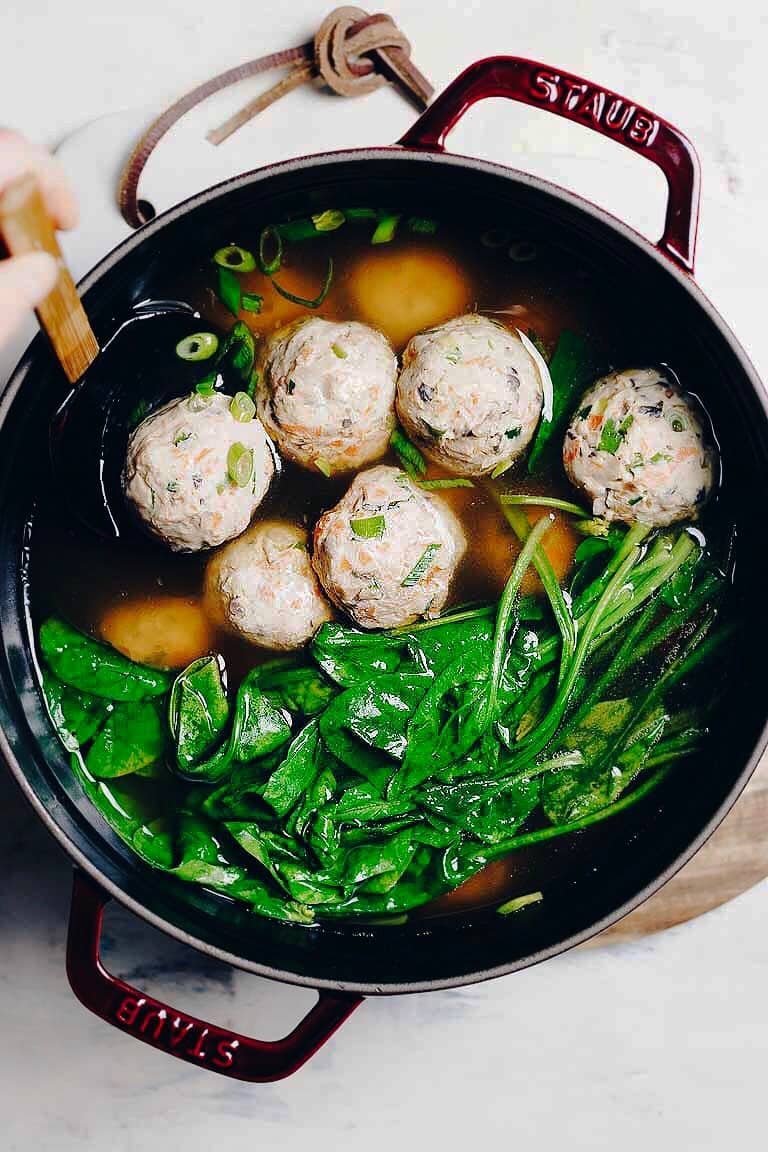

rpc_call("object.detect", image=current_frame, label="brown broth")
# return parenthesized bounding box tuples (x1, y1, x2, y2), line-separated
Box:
(29, 211, 730, 920)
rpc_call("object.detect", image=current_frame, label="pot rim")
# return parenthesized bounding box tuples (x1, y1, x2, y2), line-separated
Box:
(3, 145, 767, 995)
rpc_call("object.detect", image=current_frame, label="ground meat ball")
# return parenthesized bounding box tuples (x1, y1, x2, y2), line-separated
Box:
(563, 367, 716, 526)
(205, 521, 332, 650)
(395, 314, 544, 476)
(258, 317, 397, 474)
(123, 393, 276, 552)
(312, 465, 466, 630)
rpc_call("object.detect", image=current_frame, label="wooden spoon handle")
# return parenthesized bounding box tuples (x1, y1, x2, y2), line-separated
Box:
(0, 174, 98, 383)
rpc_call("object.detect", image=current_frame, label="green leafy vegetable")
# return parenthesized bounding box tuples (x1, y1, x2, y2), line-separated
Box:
(86, 699, 167, 779)
(40, 618, 171, 701)
(527, 332, 597, 474)
(390, 426, 427, 477)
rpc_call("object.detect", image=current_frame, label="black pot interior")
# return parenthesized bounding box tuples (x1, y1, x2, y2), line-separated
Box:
(1, 153, 766, 993)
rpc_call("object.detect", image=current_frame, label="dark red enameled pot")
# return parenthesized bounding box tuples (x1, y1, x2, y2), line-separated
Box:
(2, 57, 767, 1082)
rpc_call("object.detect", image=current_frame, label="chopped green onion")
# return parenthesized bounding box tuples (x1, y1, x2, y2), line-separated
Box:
(213, 244, 256, 272)
(128, 399, 149, 429)
(258, 226, 283, 275)
(331, 342, 347, 359)
(227, 442, 254, 488)
(407, 216, 437, 234)
(491, 458, 515, 479)
(418, 478, 475, 490)
(176, 332, 219, 362)
(371, 213, 401, 245)
(402, 543, 442, 587)
(390, 426, 426, 477)
(500, 495, 588, 517)
(481, 227, 512, 248)
(312, 209, 345, 232)
(350, 514, 386, 539)
(241, 293, 263, 313)
(247, 369, 260, 400)
(230, 392, 256, 422)
(344, 207, 379, 220)
(445, 346, 462, 365)
(195, 373, 219, 397)
(508, 241, 537, 263)
(315, 457, 332, 478)
(272, 257, 333, 308)
(497, 891, 543, 915)
(217, 321, 255, 383)
(574, 517, 611, 538)
(217, 266, 241, 315)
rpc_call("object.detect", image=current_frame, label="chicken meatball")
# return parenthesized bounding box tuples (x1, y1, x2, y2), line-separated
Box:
(257, 317, 397, 474)
(312, 465, 466, 630)
(563, 367, 716, 526)
(205, 521, 333, 650)
(396, 314, 544, 476)
(124, 392, 276, 552)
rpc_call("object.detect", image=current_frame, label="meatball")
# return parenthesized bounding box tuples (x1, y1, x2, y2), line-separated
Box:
(257, 317, 397, 474)
(124, 393, 276, 552)
(396, 314, 544, 476)
(205, 521, 333, 650)
(563, 367, 716, 526)
(312, 465, 466, 630)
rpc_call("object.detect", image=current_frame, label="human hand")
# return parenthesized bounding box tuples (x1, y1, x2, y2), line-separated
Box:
(0, 129, 78, 347)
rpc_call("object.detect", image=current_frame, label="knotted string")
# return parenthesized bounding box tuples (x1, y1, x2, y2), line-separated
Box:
(117, 6, 433, 228)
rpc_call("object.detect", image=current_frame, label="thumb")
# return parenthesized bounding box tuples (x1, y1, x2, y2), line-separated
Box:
(0, 251, 59, 346)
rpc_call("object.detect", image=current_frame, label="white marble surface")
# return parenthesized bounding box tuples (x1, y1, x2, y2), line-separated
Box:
(1, 0, 767, 1147)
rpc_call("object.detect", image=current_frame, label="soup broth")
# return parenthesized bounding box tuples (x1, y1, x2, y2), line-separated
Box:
(29, 205, 734, 924)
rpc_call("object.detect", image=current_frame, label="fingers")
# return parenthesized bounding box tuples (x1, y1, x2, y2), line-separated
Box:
(0, 129, 78, 230)
(0, 251, 58, 346)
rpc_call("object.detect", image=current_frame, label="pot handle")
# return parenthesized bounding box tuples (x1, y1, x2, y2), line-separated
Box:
(398, 55, 700, 272)
(66, 871, 362, 1081)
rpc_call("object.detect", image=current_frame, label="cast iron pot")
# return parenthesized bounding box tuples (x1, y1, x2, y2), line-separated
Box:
(2, 56, 767, 1081)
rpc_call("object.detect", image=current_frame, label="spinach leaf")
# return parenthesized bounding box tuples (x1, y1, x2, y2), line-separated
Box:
(253, 659, 337, 715)
(311, 622, 404, 687)
(42, 673, 108, 751)
(321, 674, 430, 761)
(262, 720, 323, 817)
(318, 705, 395, 792)
(86, 699, 167, 778)
(40, 618, 171, 700)
(169, 656, 230, 775)
(541, 699, 663, 823)
(527, 332, 596, 474)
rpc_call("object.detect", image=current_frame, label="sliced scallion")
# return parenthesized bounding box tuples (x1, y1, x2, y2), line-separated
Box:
(331, 342, 347, 359)
(217, 321, 255, 383)
(247, 369, 260, 400)
(312, 209, 345, 232)
(213, 245, 256, 272)
(497, 891, 543, 915)
(217, 266, 241, 315)
(176, 332, 219, 362)
(490, 458, 515, 479)
(418, 478, 475, 490)
(407, 216, 437, 234)
(230, 392, 256, 423)
(500, 494, 588, 517)
(272, 257, 333, 308)
(390, 426, 426, 477)
(402, 543, 442, 587)
(258, 226, 283, 275)
(227, 442, 254, 488)
(371, 213, 401, 245)
(344, 207, 379, 220)
(241, 293, 263, 313)
(350, 514, 386, 539)
(315, 457, 332, 478)
(195, 373, 219, 398)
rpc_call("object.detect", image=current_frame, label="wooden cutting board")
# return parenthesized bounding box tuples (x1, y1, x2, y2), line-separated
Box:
(586, 753, 768, 945)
